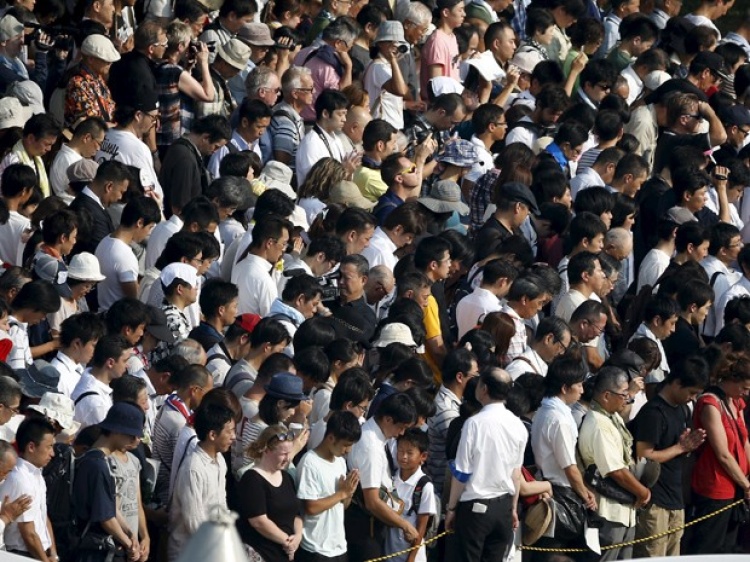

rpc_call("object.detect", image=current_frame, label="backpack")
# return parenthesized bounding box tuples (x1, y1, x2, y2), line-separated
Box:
(44, 443, 76, 561)
(410, 475, 440, 548)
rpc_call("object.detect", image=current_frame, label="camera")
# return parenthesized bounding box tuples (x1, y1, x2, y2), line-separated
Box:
(397, 44, 409, 54)
(189, 39, 216, 53)
(23, 22, 76, 47)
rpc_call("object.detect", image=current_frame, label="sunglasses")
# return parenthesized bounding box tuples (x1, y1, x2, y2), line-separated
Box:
(270, 431, 296, 443)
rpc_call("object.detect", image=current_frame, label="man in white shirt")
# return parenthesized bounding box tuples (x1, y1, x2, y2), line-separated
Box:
(445, 368, 526, 562)
(95, 91, 164, 202)
(638, 214, 681, 292)
(463, 104, 507, 194)
(505, 316, 572, 379)
(570, 147, 621, 199)
(456, 258, 517, 338)
(296, 89, 356, 187)
(346, 393, 419, 562)
(503, 85, 568, 150)
(715, 245, 750, 335)
(49, 117, 107, 205)
(0, 163, 34, 266)
(701, 223, 743, 338)
(0, 440, 31, 551)
(96, 197, 161, 311)
(500, 274, 551, 361)
(1, 418, 57, 560)
(233, 215, 292, 316)
(556, 252, 606, 323)
(72, 334, 133, 430)
(684, 1, 725, 40)
(361, 202, 423, 273)
(51, 312, 106, 398)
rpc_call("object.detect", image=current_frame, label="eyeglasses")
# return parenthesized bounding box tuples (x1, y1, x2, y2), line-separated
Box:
(1, 403, 19, 415)
(608, 390, 633, 403)
(295, 87, 314, 93)
(352, 402, 369, 414)
(683, 113, 704, 122)
(143, 113, 160, 125)
(400, 165, 417, 174)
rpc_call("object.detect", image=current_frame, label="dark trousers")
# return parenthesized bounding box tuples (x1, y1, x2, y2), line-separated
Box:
(453, 495, 514, 562)
(296, 549, 348, 562)
(345, 503, 384, 562)
(686, 493, 738, 554)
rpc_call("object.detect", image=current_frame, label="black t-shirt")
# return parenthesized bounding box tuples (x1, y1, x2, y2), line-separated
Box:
(632, 395, 690, 509)
(663, 316, 703, 370)
(652, 131, 711, 179)
(237, 469, 301, 562)
(72, 449, 117, 533)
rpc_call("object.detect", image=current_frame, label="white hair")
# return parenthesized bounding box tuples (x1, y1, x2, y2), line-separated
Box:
(405, 2, 432, 26)
(281, 65, 312, 96)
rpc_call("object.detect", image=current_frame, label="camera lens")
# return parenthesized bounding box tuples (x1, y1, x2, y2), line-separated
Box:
(398, 44, 408, 54)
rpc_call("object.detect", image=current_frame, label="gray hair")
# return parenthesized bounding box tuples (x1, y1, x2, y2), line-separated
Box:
(405, 2, 432, 26)
(171, 339, 208, 366)
(593, 366, 629, 396)
(0, 376, 21, 406)
(322, 17, 360, 45)
(341, 254, 370, 277)
(368, 265, 394, 286)
(245, 66, 278, 97)
(281, 66, 312, 96)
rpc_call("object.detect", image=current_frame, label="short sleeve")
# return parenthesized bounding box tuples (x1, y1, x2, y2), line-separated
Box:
(633, 403, 667, 447)
(239, 470, 268, 519)
(296, 455, 326, 500)
(424, 297, 441, 340)
(421, 33, 450, 70)
(368, 61, 392, 91)
(358, 446, 387, 490)
(417, 482, 438, 516)
(453, 418, 477, 478)
(590, 420, 628, 476)
(549, 419, 577, 470)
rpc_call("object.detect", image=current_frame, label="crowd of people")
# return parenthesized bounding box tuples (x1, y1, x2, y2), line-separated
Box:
(0, 0, 749, 561)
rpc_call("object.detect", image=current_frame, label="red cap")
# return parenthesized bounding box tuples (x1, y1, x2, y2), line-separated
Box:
(235, 313, 262, 333)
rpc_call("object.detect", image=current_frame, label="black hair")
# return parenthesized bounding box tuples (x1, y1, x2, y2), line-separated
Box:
(376, 392, 416, 425)
(414, 236, 451, 270)
(709, 222, 742, 256)
(249, 215, 293, 249)
(531, 60, 565, 86)
(479, 366, 511, 400)
(664, 354, 709, 389)
(397, 427, 430, 453)
(120, 196, 161, 229)
(1, 164, 36, 198)
(536, 84, 571, 113)
(675, 221, 709, 254)
(614, 153, 648, 181)
(715, 323, 750, 352)
(531, 165, 568, 204)
(594, 110, 624, 142)
(472, 104, 505, 136)
(170, 364, 211, 390)
(294, 317, 337, 352)
(554, 122, 589, 148)
(111, 374, 147, 404)
(239, 98, 273, 123)
(23, 114, 60, 140)
(181, 196, 221, 230)
(199, 279, 239, 319)
(324, 410, 362, 442)
(16, 418, 54, 456)
(91, 334, 132, 368)
(219, 0, 258, 18)
(250, 317, 291, 348)
(315, 89, 349, 121)
(392, 357, 433, 388)
(442, 347, 478, 385)
(643, 294, 680, 323)
(672, 168, 710, 203)
(12, 280, 60, 314)
(307, 235, 346, 264)
(330, 367, 375, 410)
(403, 386, 437, 419)
(254, 188, 295, 221)
(194, 404, 235, 441)
(293, 346, 330, 385)
(568, 211, 607, 248)
(573, 187, 615, 217)
(335, 207, 377, 237)
(507, 273, 548, 301)
(41, 209, 78, 246)
(619, 13, 658, 42)
(362, 119, 398, 152)
(579, 59, 619, 90)
(155, 232, 204, 270)
(525, 7, 555, 38)
(567, 251, 599, 285)
(191, 114, 232, 143)
(568, 17, 604, 49)
(105, 298, 150, 334)
(676, 280, 713, 310)
(60, 311, 106, 348)
(725, 296, 750, 326)
(544, 356, 586, 397)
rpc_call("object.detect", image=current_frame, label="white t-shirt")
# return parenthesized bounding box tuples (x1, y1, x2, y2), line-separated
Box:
(684, 14, 721, 40)
(96, 128, 164, 201)
(464, 136, 494, 185)
(385, 468, 437, 562)
(96, 235, 139, 311)
(0, 211, 29, 266)
(365, 59, 404, 131)
(295, 450, 348, 557)
(296, 126, 345, 187)
(48, 144, 81, 204)
(638, 248, 671, 292)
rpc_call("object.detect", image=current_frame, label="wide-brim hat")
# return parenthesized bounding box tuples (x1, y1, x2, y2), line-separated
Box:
(418, 180, 469, 216)
(67, 251, 106, 282)
(264, 372, 309, 402)
(0, 95, 32, 130)
(258, 161, 296, 199)
(329, 180, 375, 210)
(15, 361, 61, 399)
(28, 392, 80, 433)
(237, 22, 276, 47)
(523, 498, 553, 546)
(217, 38, 252, 71)
(373, 322, 416, 348)
(375, 21, 406, 44)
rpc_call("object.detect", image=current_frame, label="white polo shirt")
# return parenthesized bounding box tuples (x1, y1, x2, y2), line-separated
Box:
(453, 402, 526, 501)
(347, 417, 392, 492)
(50, 351, 84, 398)
(1, 458, 51, 553)
(361, 227, 398, 272)
(233, 253, 278, 317)
(71, 370, 114, 429)
(701, 255, 740, 337)
(530, 396, 579, 486)
(456, 286, 502, 339)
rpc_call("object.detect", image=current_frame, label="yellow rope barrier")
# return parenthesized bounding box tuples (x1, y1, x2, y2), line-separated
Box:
(363, 499, 745, 561)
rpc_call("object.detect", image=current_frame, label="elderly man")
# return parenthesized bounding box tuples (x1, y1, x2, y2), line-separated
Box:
(331, 254, 377, 340)
(65, 34, 121, 129)
(295, 17, 359, 123)
(606, 227, 634, 306)
(400, 2, 432, 102)
(578, 367, 651, 560)
(337, 105, 372, 154)
(0, 14, 51, 88)
(244, 66, 281, 164)
(364, 265, 395, 320)
(270, 66, 313, 171)
(196, 38, 251, 119)
(445, 367, 526, 562)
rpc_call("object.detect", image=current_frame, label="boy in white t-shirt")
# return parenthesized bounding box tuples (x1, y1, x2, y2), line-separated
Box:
(295, 411, 362, 562)
(386, 428, 437, 562)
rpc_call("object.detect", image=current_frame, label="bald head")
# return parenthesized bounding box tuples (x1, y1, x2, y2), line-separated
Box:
(605, 228, 633, 261)
(365, 265, 395, 305)
(478, 366, 512, 403)
(343, 106, 373, 144)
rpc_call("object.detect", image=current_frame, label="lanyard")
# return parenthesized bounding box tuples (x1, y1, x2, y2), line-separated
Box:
(165, 394, 192, 424)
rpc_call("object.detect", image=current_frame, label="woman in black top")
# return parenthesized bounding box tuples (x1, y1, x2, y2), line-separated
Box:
(237, 424, 303, 562)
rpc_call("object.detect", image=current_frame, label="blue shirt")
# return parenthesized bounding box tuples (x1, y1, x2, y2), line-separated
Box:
(373, 190, 405, 226)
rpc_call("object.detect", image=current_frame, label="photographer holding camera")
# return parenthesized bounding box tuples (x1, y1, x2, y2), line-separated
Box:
(363, 22, 410, 132)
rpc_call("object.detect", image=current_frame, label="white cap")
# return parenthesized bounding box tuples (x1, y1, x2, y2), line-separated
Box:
(0, 96, 32, 130)
(217, 38, 252, 71)
(81, 34, 121, 63)
(161, 263, 198, 288)
(0, 15, 23, 42)
(7, 80, 45, 115)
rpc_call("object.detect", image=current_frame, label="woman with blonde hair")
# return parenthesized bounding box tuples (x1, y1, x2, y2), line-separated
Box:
(237, 424, 304, 562)
(297, 158, 347, 225)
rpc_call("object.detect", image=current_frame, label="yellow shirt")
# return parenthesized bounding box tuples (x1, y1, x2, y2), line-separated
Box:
(354, 165, 389, 203)
(421, 295, 443, 385)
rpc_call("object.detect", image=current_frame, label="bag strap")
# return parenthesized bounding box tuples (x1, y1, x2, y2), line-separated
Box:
(167, 434, 198, 509)
(409, 474, 431, 515)
(74, 391, 99, 406)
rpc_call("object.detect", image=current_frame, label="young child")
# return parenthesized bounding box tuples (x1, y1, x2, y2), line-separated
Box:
(295, 410, 361, 561)
(386, 428, 438, 562)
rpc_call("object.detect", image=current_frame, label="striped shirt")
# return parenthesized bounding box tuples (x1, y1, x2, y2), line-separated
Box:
(425, 386, 461, 496)
(501, 303, 528, 361)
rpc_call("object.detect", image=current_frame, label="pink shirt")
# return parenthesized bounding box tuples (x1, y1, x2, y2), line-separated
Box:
(420, 29, 460, 99)
(295, 46, 342, 122)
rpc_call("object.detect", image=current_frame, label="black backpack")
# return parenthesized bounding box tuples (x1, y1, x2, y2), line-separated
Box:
(44, 443, 76, 561)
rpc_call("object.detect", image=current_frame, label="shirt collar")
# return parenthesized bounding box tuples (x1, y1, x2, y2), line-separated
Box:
(82, 186, 105, 209)
(17, 456, 42, 476)
(364, 416, 387, 444)
(56, 351, 83, 373)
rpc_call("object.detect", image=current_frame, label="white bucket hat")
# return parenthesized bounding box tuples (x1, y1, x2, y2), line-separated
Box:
(67, 252, 106, 282)
(28, 392, 80, 433)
